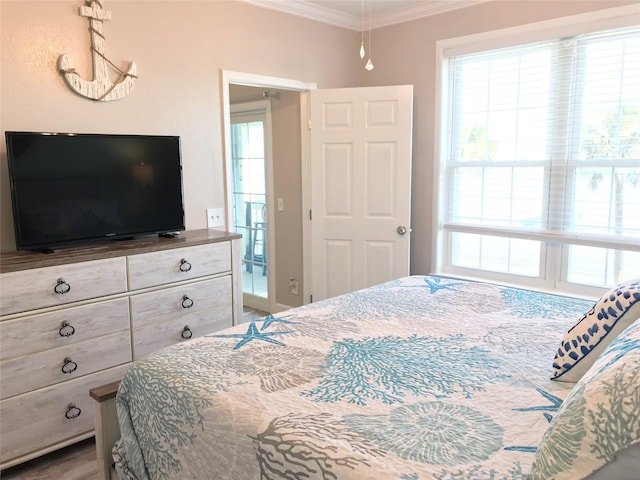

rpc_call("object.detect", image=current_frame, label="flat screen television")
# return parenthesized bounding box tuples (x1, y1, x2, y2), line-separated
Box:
(5, 131, 185, 252)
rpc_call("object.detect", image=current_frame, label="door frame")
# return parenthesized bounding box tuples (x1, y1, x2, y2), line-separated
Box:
(221, 71, 317, 309)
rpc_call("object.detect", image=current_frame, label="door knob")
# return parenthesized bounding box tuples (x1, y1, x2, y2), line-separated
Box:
(397, 226, 408, 235)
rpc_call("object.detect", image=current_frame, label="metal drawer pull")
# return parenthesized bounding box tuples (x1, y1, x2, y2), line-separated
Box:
(54, 278, 71, 295)
(59, 321, 75, 337)
(181, 325, 193, 339)
(179, 258, 192, 272)
(65, 403, 81, 419)
(61, 357, 78, 374)
(181, 295, 194, 309)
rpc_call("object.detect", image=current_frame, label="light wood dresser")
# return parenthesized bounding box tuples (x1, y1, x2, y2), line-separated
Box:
(0, 229, 242, 469)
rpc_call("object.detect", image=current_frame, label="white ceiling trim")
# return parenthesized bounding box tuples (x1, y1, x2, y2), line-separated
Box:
(369, 0, 490, 29)
(236, 0, 490, 31)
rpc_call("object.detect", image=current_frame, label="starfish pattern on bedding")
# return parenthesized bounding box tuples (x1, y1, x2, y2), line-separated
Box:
(513, 388, 563, 423)
(207, 321, 293, 349)
(399, 276, 463, 294)
(503, 388, 564, 453)
(260, 314, 297, 331)
(421, 277, 464, 294)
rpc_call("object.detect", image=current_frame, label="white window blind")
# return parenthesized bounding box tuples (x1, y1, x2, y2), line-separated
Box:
(440, 25, 640, 291)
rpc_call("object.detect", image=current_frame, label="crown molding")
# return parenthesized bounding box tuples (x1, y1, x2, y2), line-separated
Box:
(370, 0, 490, 29)
(236, 0, 490, 31)
(236, 0, 357, 29)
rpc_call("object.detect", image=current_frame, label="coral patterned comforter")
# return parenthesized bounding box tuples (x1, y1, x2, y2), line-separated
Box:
(113, 275, 593, 480)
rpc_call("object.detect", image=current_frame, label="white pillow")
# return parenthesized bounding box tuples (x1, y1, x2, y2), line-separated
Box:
(531, 318, 640, 480)
(551, 279, 640, 382)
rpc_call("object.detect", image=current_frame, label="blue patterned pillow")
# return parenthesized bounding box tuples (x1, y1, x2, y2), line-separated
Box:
(531, 318, 640, 480)
(551, 279, 640, 382)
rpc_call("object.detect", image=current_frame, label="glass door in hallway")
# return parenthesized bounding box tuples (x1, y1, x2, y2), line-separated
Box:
(231, 102, 273, 311)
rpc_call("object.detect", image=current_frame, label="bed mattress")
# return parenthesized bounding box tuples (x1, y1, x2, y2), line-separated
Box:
(114, 275, 593, 480)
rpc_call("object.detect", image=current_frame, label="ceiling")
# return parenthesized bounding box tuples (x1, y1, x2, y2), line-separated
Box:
(239, 0, 488, 30)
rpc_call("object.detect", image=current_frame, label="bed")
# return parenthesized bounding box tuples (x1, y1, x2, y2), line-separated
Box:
(108, 275, 640, 480)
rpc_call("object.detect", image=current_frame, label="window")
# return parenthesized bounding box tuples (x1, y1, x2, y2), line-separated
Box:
(437, 20, 640, 295)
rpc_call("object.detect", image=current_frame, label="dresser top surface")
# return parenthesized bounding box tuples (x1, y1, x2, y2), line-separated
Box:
(0, 229, 242, 273)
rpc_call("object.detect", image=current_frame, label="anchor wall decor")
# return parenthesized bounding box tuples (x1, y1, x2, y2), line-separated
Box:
(57, 0, 137, 102)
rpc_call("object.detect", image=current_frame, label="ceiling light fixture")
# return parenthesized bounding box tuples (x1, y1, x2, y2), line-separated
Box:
(365, 0, 374, 71)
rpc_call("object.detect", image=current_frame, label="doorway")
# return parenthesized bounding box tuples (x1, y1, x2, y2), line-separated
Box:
(222, 72, 414, 309)
(222, 71, 316, 313)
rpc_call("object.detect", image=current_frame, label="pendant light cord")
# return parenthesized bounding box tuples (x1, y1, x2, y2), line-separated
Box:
(368, 0, 371, 58)
(365, 0, 374, 70)
(359, 0, 365, 59)
(361, 0, 364, 44)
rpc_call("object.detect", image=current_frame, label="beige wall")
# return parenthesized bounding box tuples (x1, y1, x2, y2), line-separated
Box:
(270, 90, 303, 307)
(2, 0, 637, 302)
(360, 0, 638, 275)
(0, 0, 358, 254)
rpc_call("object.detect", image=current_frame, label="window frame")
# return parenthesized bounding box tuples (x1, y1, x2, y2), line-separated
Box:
(432, 5, 640, 297)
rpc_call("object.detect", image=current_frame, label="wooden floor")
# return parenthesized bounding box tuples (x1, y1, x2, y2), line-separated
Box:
(1, 307, 268, 480)
(1, 438, 98, 480)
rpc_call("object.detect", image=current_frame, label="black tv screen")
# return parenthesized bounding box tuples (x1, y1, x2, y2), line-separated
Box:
(6, 132, 185, 251)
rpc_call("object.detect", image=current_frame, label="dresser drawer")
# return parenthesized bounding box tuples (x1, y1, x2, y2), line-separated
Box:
(130, 276, 232, 328)
(0, 298, 129, 361)
(133, 307, 232, 358)
(0, 258, 127, 316)
(0, 364, 130, 466)
(131, 276, 233, 358)
(1, 331, 131, 400)
(127, 242, 230, 290)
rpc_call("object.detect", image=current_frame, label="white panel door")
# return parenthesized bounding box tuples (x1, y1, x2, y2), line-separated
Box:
(310, 85, 413, 301)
